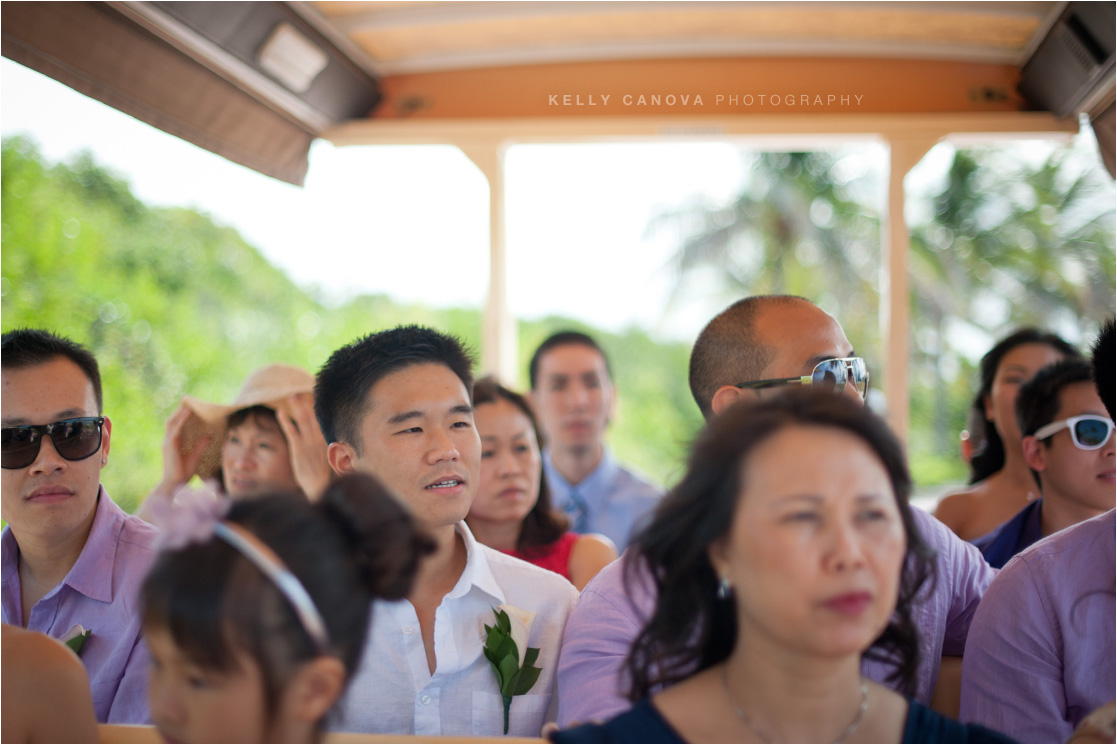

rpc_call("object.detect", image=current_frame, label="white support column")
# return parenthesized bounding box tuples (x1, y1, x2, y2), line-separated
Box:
(881, 137, 937, 443)
(459, 141, 518, 385)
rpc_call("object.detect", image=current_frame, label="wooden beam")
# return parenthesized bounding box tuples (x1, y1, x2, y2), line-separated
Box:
(323, 111, 1077, 146)
(365, 57, 1027, 119)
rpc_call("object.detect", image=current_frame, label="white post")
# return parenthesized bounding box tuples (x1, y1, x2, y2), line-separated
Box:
(881, 137, 936, 443)
(459, 142, 518, 385)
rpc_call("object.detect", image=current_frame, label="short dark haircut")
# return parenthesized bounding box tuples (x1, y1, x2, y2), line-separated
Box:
(1015, 358, 1095, 490)
(967, 328, 1080, 484)
(688, 295, 804, 419)
(314, 325, 474, 452)
(528, 331, 612, 391)
(1016, 358, 1095, 440)
(1091, 318, 1115, 420)
(625, 387, 934, 701)
(1, 328, 104, 412)
(470, 377, 570, 552)
(142, 474, 434, 728)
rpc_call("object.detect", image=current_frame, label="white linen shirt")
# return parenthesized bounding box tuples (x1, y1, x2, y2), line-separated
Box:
(332, 521, 580, 736)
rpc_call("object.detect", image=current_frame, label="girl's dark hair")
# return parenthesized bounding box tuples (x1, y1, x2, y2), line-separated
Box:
(226, 404, 281, 433)
(967, 328, 1080, 484)
(141, 474, 435, 725)
(471, 376, 569, 553)
(624, 387, 935, 700)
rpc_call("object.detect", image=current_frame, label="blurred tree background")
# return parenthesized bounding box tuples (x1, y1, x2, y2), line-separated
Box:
(3, 134, 1113, 513)
(1, 136, 702, 512)
(647, 134, 1115, 487)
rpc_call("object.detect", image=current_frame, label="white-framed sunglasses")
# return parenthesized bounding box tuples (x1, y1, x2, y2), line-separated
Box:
(1033, 414, 1114, 450)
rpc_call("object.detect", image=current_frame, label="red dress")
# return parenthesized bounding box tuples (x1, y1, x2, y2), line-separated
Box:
(501, 531, 579, 580)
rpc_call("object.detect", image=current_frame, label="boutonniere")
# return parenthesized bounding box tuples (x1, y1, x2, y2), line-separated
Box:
(482, 604, 542, 734)
(61, 624, 92, 656)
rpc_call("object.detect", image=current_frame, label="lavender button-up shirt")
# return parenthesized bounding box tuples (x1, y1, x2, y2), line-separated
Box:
(960, 509, 1115, 743)
(1, 486, 159, 723)
(556, 506, 995, 725)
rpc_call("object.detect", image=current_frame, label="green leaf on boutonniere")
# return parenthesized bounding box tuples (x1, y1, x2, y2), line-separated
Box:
(482, 606, 542, 734)
(62, 625, 92, 656)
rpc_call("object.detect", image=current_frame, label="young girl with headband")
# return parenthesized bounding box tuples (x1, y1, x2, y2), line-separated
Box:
(142, 473, 434, 744)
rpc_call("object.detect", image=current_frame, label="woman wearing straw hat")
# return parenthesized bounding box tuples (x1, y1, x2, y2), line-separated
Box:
(138, 364, 332, 518)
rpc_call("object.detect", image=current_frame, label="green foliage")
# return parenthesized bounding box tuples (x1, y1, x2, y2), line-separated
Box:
(907, 143, 1115, 478)
(1, 137, 695, 512)
(651, 141, 1115, 487)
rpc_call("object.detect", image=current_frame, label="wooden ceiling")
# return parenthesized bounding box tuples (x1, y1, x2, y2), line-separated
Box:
(307, 1, 1059, 73)
(295, 1, 1066, 120)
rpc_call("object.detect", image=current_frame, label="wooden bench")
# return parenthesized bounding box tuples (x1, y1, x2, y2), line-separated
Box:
(100, 725, 545, 744)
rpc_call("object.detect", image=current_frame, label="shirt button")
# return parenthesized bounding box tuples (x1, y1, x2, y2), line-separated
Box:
(402, 626, 415, 635)
(420, 695, 432, 705)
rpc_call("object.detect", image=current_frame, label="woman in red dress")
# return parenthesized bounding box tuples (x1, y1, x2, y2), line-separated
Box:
(466, 377, 617, 589)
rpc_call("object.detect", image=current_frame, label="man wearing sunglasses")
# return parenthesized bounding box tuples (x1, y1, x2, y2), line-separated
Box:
(971, 358, 1115, 569)
(558, 295, 996, 725)
(1, 329, 158, 724)
(961, 356, 1114, 742)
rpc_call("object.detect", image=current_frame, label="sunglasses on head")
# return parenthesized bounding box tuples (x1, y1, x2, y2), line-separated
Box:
(736, 357, 870, 398)
(1033, 414, 1114, 450)
(1, 417, 105, 470)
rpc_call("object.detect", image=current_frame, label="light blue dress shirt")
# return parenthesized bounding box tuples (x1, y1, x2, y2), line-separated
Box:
(542, 448, 661, 551)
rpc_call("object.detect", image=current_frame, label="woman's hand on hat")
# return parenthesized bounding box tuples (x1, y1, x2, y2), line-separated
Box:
(157, 402, 211, 495)
(277, 394, 332, 501)
(136, 403, 212, 523)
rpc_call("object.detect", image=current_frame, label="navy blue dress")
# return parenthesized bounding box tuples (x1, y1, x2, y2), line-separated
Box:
(551, 698, 1020, 743)
(971, 499, 1044, 569)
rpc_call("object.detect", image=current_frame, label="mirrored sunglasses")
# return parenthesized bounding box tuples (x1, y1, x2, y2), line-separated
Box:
(736, 357, 869, 397)
(1033, 414, 1114, 450)
(1, 417, 105, 469)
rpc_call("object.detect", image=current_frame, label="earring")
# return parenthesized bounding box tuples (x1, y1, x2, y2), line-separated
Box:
(717, 577, 731, 600)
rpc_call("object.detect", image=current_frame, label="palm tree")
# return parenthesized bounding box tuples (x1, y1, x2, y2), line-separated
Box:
(650, 140, 1115, 481)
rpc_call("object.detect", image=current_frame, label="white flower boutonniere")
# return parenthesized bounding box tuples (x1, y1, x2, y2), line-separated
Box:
(482, 604, 542, 734)
(61, 624, 92, 656)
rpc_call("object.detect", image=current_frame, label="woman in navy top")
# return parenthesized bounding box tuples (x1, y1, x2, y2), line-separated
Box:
(552, 389, 1017, 744)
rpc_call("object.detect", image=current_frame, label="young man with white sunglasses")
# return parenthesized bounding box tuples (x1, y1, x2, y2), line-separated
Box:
(960, 354, 1114, 742)
(972, 357, 1115, 569)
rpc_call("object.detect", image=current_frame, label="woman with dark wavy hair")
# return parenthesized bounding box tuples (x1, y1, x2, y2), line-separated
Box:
(553, 388, 1016, 744)
(466, 377, 616, 589)
(935, 328, 1080, 540)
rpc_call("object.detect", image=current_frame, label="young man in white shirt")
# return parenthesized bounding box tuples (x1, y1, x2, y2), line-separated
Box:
(315, 325, 578, 736)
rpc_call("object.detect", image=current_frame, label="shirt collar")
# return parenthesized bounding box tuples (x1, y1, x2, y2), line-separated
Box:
(445, 521, 506, 606)
(62, 485, 124, 604)
(1, 526, 18, 584)
(542, 447, 618, 496)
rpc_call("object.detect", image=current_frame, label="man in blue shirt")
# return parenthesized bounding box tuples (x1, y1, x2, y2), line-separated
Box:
(529, 331, 660, 551)
(974, 357, 1115, 568)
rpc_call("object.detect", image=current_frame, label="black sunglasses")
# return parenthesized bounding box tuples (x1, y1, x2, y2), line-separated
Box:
(1, 417, 105, 470)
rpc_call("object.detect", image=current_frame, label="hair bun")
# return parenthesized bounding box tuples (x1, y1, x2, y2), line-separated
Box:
(318, 473, 436, 601)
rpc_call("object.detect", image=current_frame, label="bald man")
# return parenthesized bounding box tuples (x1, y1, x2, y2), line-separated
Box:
(556, 295, 995, 725)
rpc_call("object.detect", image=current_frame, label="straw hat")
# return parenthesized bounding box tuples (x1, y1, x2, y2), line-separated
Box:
(178, 364, 316, 482)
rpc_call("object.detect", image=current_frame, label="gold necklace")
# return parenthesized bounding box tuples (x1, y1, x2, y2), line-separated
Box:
(720, 665, 869, 744)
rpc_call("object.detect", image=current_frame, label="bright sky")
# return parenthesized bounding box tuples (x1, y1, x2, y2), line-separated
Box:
(3, 57, 1106, 350)
(1, 58, 759, 340)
